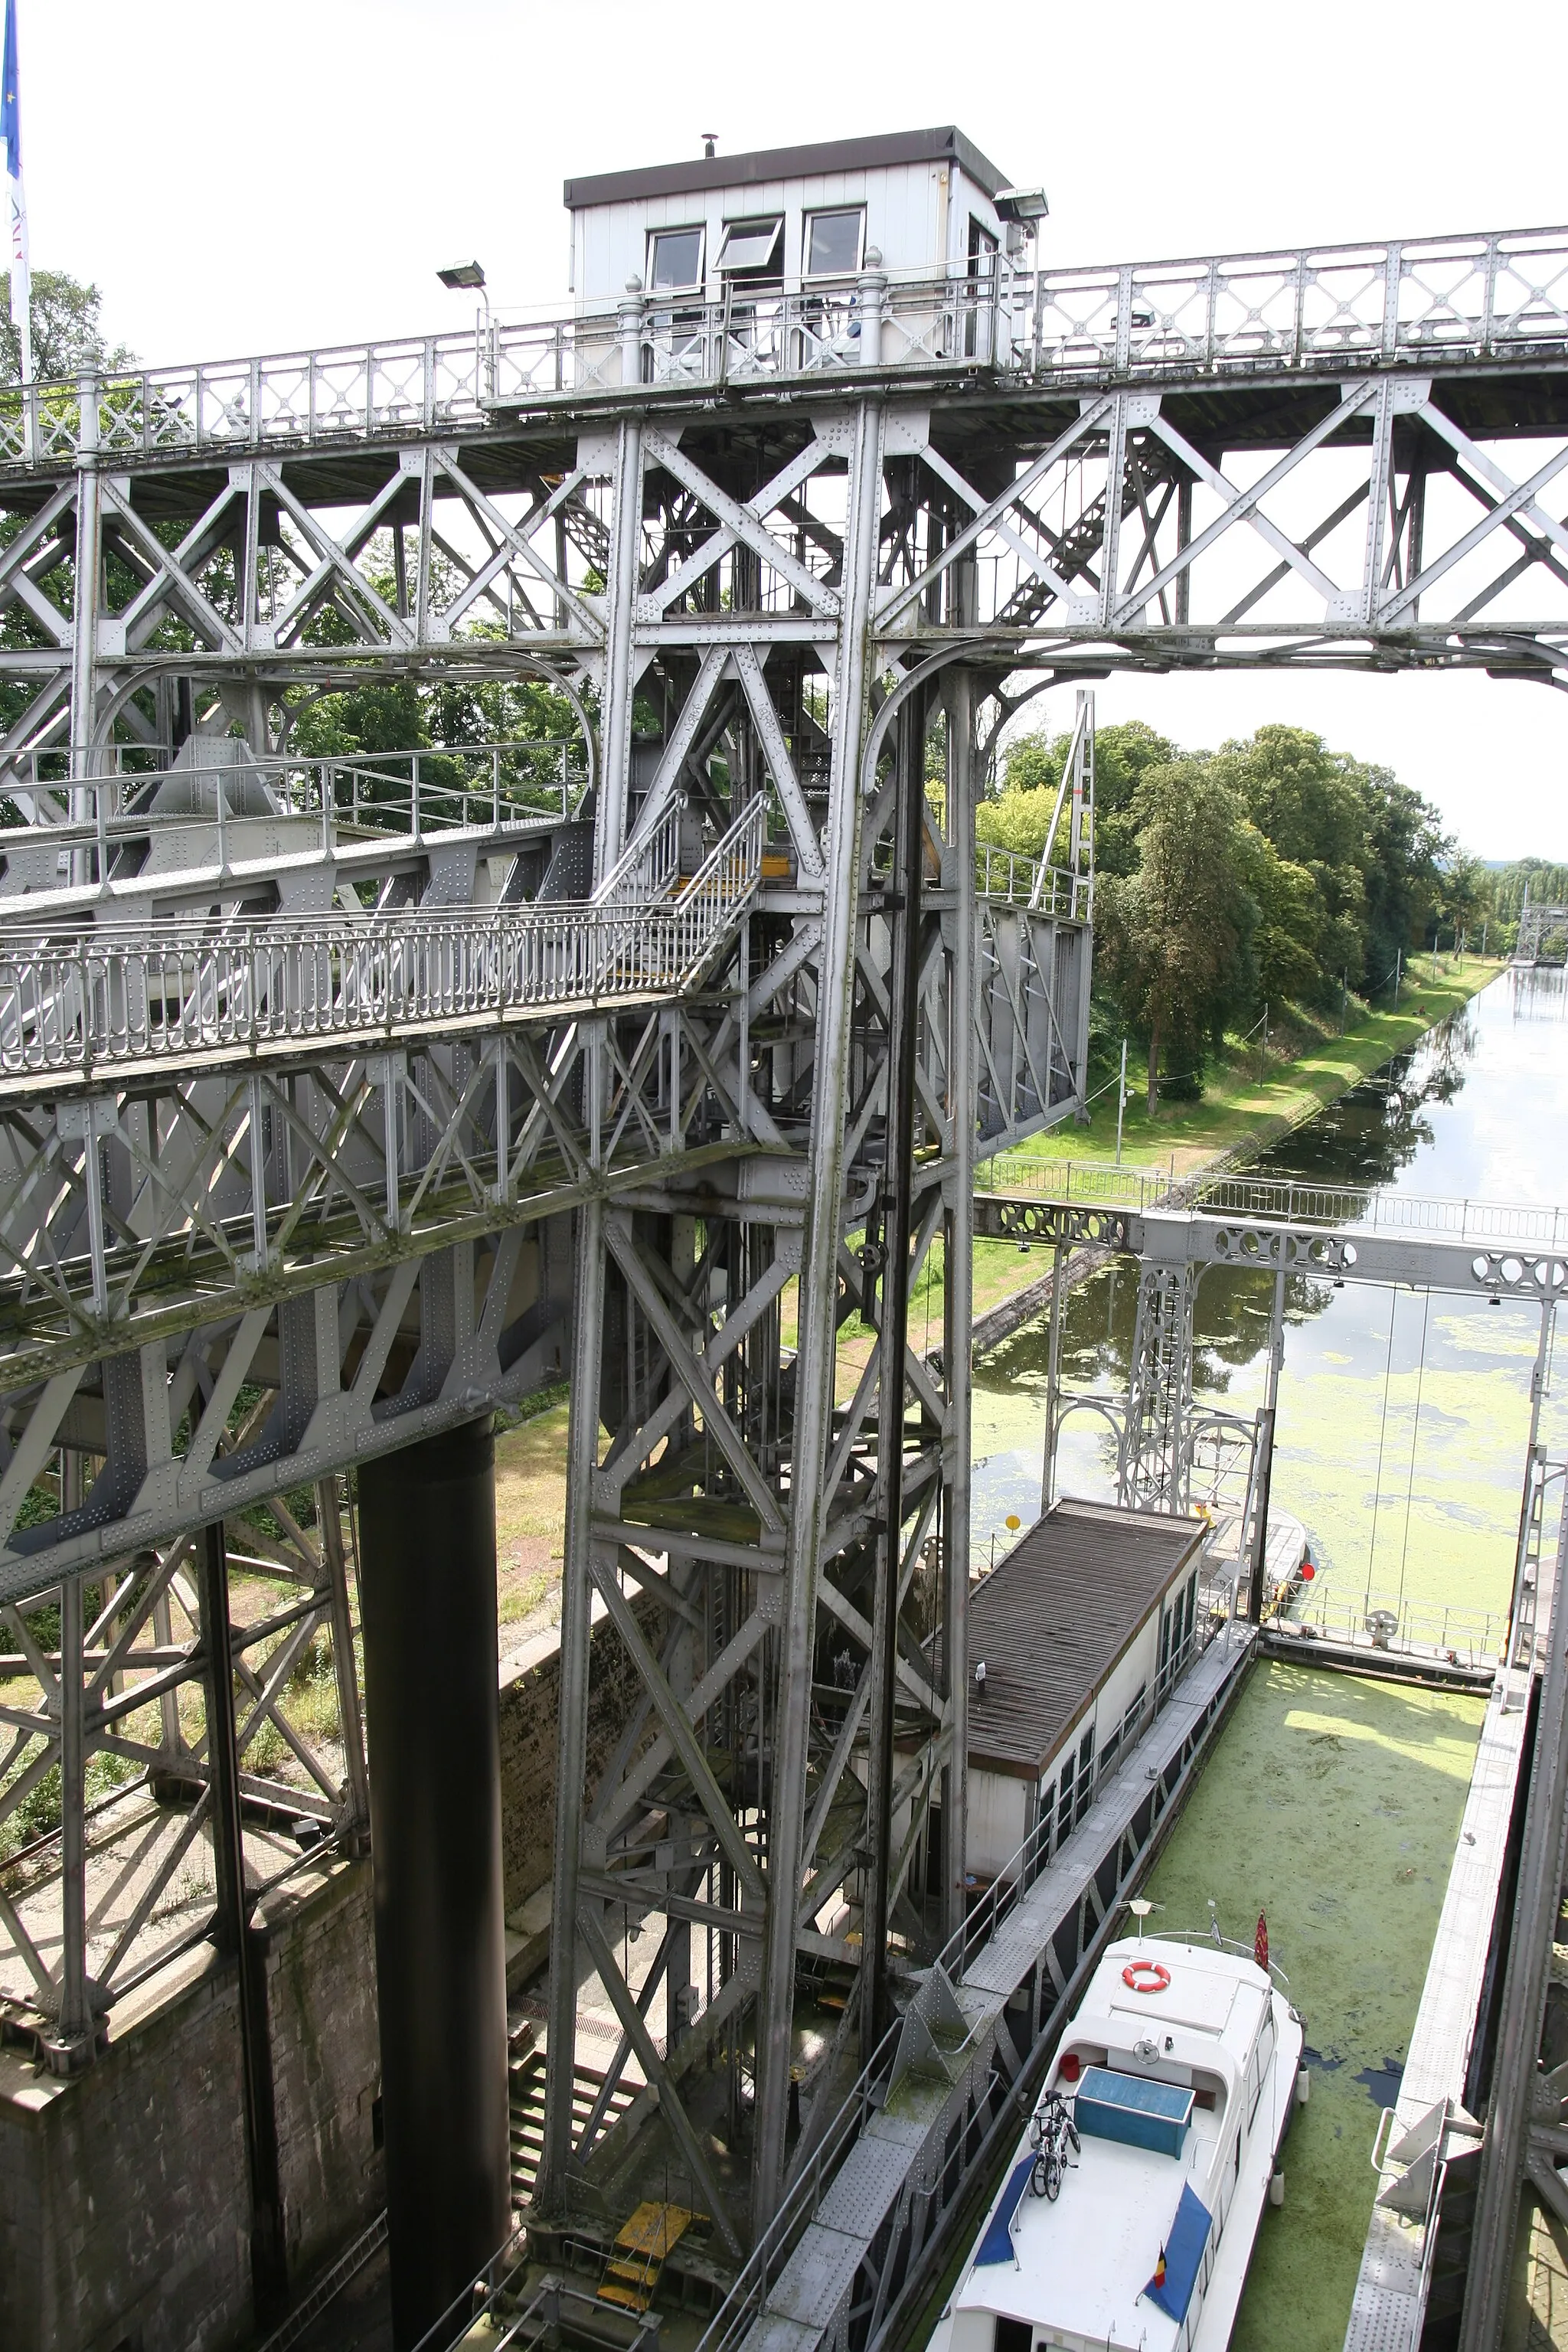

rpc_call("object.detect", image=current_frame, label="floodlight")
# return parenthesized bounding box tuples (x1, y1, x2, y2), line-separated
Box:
(437, 261, 487, 292)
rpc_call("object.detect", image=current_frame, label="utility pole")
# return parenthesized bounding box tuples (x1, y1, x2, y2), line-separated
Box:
(1339, 971, 1348, 1034)
(1246, 1269, 1287, 1625)
(1115, 1037, 1128, 1165)
(1393, 948, 1403, 1008)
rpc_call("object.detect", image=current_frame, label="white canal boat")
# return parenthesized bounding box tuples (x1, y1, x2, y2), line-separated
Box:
(931, 1929, 1305, 2352)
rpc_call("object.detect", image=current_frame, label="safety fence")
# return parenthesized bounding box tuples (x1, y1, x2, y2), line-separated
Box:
(8, 225, 1568, 467)
(974, 842, 1092, 917)
(1274, 1586, 1503, 1667)
(0, 800, 763, 1080)
(977, 1155, 1568, 1249)
(0, 741, 590, 870)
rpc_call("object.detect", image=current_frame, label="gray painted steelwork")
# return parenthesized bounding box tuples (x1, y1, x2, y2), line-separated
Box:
(3, 154, 1566, 2320)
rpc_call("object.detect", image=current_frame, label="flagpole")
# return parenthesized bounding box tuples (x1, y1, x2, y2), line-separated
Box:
(2, 0, 33, 393)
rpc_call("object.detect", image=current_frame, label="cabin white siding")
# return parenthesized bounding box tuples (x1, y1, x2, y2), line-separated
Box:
(571, 162, 1001, 307)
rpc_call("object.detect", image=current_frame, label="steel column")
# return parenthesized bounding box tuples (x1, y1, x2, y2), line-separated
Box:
(539, 1185, 606, 2213)
(358, 1419, 510, 2352)
(942, 667, 976, 1945)
(199, 1521, 289, 2329)
(54, 1570, 90, 2051)
(1246, 1267, 1286, 1624)
(318, 1477, 371, 1852)
(863, 687, 925, 2060)
(69, 374, 102, 887)
(753, 390, 884, 2230)
(596, 415, 645, 882)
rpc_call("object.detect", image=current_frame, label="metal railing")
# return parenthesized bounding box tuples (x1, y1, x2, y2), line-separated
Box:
(10, 225, 1568, 469)
(975, 1155, 1568, 1248)
(976, 1155, 1178, 1208)
(1197, 1173, 1568, 1246)
(974, 842, 1091, 918)
(595, 796, 684, 906)
(0, 741, 588, 860)
(1276, 1587, 1503, 1665)
(0, 799, 763, 1080)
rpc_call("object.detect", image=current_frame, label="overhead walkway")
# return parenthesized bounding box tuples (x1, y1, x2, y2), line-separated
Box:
(0, 795, 765, 1097)
(6, 225, 1568, 475)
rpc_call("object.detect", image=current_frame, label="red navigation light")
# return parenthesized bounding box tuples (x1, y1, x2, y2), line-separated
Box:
(1301, 1561, 1315, 1580)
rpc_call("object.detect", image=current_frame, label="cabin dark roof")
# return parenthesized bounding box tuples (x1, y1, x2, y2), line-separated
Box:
(967, 1500, 1206, 1781)
(564, 128, 1009, 212)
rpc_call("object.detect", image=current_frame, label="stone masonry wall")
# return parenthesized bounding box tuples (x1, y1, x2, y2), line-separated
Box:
(263, 1858, 384, 2285)
(496, 1602, 656, 1913)
(0, 1857, 384, 2352)
(0, 1942, 252, 2352)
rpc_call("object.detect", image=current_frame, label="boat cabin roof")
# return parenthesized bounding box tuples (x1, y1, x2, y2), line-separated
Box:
(967, 1500, 1205, 1780)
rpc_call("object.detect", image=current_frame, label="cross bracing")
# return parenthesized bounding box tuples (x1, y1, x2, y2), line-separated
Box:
(4, 206, 1567, 2287)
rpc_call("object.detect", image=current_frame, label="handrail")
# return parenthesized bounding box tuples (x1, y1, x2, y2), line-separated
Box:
(976, 1155, 1568, 1247)
(0, 802, 763, 1082)
(9, 225, 1568, 470)
(975, 842, 1089, 918)
(594, 795, 684, 906)
(0, 740, 589, 848)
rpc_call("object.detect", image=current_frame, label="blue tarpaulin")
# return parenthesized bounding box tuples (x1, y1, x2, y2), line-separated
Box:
(974, 2155, 1035, 2266)
(1143, 2183, 1213, 2321)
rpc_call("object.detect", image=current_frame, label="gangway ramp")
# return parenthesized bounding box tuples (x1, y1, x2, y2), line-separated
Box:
(0, 796, 765, 1098)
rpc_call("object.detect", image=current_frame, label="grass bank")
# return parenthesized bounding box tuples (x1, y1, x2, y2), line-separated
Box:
(1002, 954, 1498, 1182)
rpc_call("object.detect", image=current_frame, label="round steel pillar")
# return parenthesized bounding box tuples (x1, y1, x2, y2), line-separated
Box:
(358, 1417, 509, 2350)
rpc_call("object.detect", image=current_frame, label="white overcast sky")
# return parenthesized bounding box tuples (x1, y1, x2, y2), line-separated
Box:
(19, 0, 1568, 858)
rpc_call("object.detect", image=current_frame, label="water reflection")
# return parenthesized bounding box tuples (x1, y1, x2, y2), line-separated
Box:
(970, 970, 1568, 1616)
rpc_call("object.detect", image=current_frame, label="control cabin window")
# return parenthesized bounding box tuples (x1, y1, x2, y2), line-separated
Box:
(968, 217, 999, 278)
(717, 217, 783, 278)
(805, 207, 864, 278)
(648, 227, 704, 292)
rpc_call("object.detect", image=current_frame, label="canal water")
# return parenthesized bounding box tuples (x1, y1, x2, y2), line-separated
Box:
(956, 965, 1566, 2350)
(971, 965, 1568, 1640)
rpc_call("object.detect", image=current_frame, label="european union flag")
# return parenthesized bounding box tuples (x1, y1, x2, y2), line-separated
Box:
(1, 0, 30, 385)
(1, 0, 18, 183)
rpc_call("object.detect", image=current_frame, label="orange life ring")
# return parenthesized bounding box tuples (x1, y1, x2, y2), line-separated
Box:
(1122, 1959, 1171, 1994)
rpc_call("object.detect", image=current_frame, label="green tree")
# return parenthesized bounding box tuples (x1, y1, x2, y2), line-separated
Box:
(1436, 851, 1488, 944)
(0, 270, 132, 384)
(1094, 760, 1257, 1110)
(981, 716, 1176, 874)
(1354, 765, 1449, 982)
(1207, 725, 1368, 999)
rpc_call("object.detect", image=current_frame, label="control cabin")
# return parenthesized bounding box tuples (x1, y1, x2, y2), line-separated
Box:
(563, 126, 1044, 309)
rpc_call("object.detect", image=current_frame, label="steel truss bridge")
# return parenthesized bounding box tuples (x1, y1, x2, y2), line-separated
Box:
(2, 211, 1568, 2347)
